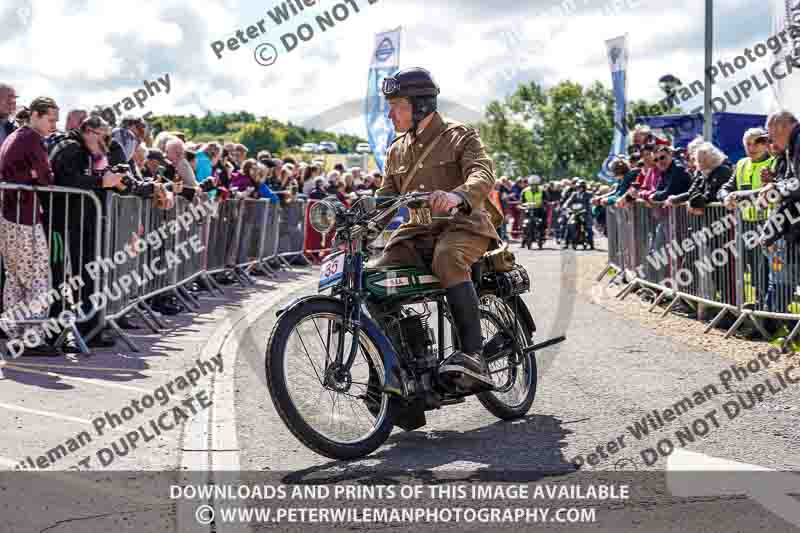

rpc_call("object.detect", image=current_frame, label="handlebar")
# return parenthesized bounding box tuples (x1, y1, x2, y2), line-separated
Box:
(372, 192, 460, 220)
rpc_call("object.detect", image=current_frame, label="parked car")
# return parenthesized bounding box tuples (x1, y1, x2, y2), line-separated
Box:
(356, 142, 371, 154)
(318, 141, 338, 154)
(345, 154, 367, 170)
(301, 143, 318, 153)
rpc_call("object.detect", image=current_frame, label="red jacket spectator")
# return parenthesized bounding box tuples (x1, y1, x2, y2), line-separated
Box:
(0, 125, 54, 225)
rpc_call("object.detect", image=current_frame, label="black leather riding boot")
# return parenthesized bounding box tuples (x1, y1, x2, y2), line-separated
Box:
(439, 282, 493, 390)
(447, 281, 483, 354)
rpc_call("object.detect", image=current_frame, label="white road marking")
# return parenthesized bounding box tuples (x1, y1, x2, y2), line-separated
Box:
(4, 361, 174, 374)
(1, 365, 151, 393)
(668, 449, 800, 528)
(0, 401, 92, 425)
(178, 274, 314, 533)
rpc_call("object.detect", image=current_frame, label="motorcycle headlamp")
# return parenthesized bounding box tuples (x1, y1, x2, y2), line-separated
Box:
(309, 200, 340, 234)
(381, 76, 400, 97)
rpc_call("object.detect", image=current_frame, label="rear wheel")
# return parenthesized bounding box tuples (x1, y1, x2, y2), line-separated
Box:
(476, 296, 537, 419)
(266, 299, 396, 460)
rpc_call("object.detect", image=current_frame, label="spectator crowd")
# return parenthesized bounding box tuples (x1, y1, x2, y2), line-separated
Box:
(0, 83, 383, 356)
(4, 79, 800, 351)
(489, 115, 800, 342)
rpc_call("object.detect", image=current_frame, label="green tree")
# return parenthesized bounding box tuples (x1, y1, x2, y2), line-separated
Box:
(479, 80, 676, 180)
(148, 111, 368, 156)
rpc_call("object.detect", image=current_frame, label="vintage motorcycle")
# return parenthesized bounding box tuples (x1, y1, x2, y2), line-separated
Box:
(519, 203, 546, 250)
(564, 201, 590, 250)
(266, 192, 565, 460)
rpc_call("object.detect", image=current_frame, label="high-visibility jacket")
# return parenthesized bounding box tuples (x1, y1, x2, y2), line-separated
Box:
(735, 156, 774, 221)
(521, 187, 543, 207)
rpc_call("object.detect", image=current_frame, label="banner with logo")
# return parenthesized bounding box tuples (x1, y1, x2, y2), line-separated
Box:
(366, 27, 402, 172)
(599, 34, 629, 182)
(770, 0, 800, 110)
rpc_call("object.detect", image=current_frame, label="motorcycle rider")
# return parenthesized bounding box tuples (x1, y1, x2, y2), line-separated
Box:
(521, 177, 546, 243)
(563, 180, 594, 249)
(374, 67, 503, 391)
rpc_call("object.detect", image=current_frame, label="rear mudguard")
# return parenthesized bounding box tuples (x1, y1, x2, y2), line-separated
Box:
(509, 295, 537, 336)
(275, 295, 408, 399)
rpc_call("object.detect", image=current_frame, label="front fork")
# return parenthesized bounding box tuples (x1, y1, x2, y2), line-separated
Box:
(334, 251, 364, 372)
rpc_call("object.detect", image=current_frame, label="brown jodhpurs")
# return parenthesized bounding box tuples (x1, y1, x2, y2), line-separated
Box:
(373, 230, 490, 289)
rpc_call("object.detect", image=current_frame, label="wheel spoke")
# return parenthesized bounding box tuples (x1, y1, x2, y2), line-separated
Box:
(294, 328, 325, 386)
(476, 300, 533, 410)
(279, 311, 388, 447)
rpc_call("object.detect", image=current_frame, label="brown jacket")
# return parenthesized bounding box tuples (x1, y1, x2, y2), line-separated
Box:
(377, 112, 501, 246)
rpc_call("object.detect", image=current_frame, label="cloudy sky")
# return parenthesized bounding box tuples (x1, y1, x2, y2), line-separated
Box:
(0, 0, 789, 136)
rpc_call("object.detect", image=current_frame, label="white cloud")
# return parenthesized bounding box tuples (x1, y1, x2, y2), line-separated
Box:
(0, 0, 781, 135)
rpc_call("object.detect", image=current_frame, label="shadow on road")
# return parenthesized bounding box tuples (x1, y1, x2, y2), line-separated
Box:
(282, 413, 576, 485)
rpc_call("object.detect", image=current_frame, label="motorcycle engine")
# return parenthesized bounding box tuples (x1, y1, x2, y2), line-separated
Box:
(387, 307, 436, 369)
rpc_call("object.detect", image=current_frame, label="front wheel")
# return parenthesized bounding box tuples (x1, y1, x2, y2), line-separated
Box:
(266, 298, 396, 460)
(476, 297, 537, 420)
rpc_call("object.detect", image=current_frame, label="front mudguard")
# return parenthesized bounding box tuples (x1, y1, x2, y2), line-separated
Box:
(275, 295, 409, 399)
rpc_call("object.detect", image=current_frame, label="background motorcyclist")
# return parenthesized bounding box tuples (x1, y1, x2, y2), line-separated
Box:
(521, 177, 547, 243)
(563, 180, 594, 249)
(374, 67, 502, 392)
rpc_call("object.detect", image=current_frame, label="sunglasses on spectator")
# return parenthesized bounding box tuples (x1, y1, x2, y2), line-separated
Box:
(654, 155, 669, 162)
(88, 128, 111, 143)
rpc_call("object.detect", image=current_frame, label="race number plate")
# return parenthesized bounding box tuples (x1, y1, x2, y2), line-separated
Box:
(319, 252, 346, 291)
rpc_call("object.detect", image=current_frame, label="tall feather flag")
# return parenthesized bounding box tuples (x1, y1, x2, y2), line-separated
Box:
(599, 34, 629, 182)
(365, 27, 402, 173)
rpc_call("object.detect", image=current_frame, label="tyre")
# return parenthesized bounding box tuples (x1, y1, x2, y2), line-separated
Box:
(476, 297, 537, 420)
(266, 298, 396, 460)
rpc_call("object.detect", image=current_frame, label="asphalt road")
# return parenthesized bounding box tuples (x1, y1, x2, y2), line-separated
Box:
(230, 242, 800, 532)
(2, 243, 799, 532)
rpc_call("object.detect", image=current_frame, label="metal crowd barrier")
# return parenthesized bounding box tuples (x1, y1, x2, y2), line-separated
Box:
(277, 196, 310, 268)
(0, 184, 104, 370)
(599, 197, 800, 351)
(0, 185, 312, 363)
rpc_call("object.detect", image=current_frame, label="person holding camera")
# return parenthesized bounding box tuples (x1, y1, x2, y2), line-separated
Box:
(48, 115, 126, 348)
